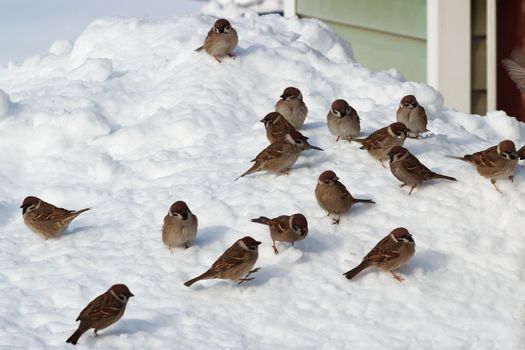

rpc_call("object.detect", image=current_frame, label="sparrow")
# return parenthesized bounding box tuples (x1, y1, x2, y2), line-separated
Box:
(275, 87, 308, 129)
(343, 227, 415, 282)
(396, 95, 428, 138)
(518, 144, 525, 160)
(184, 236, 261, 287)
(388, 146, 457, 195)
(195, 18, 238, 63)
(327, 99, 360, 141)
(448, 140, 518, 192)
(237, 132, 321, 179)
(251, 213, 308, 254)
(315, 170, 375, 225)
(502, 47, 525, 93)
(260, 112, 323, 149)
(162, 201, 198, 251)
(20, 196, 90, 239)
(353, 122, 410, 167)
(66, 284, 134, 345)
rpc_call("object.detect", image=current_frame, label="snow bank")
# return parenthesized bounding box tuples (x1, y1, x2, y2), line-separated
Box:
(202, 0, 283, 18)
(0, 13, 524, 349)
(0, 88, 11, 117)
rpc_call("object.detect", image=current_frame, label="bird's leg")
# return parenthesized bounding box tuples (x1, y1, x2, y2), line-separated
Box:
(247, 267, 260, 276)
(279, 169, 291, 175)
(228, 53, 236, 59)
(326, 211, 331, 217)
(238, 267, 261, 283)
(94, 330, 99, 336)
(332, 215, 341, 225)
(400, 184, 407, 188)
(408, 186, 415, 195)
(379, 160, 386, 168)
(509, 175, 514, 183)
(184, 243, 189, 249)
(237, 277, 254, 285)
(491, 179, 502, 193)
(336, 136, 340, 142)
(272, 241, 279, 254)
(214, 55, 222, 63)
(390, 271, 404, 282)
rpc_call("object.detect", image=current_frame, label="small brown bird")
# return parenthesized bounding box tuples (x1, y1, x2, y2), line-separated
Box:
(327, 99, 360, 141)
(448, 140, 518, 192)
(195, 18, 238, 63)
(502, 47, 525, 92)
(388, 146, 457, 195)
(251, 213, 308, 254)
(343, 227, 415, 282)
(66, 284, 134, 345)
(353, 122, 410, 167)
(396, 95, 428, 138)
(260, 112, 323, 149)
(518, 144, 525, 160)
(315, 170, 375, 225)
(162, 201, 198, 251)
(20, 196, 90, 239)
(184, 236, 261, 287)
(275, 87, 308, 129)
(237, 132, 321, 179)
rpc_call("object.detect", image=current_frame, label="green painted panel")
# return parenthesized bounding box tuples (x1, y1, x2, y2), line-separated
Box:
(472, 0, 487, 36)
(297, 0, 426, 39)
(472, 38, 486, 90)
(472, 91, 487, 115)
(324, 21, 426, 82)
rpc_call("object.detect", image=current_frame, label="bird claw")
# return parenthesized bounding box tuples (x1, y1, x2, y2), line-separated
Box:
(332, 217, 340, 225)
(509, 176, 514, 183)
(390, 271, 404, 282)
(272, 244, 279, 254)
(214, 55, 222, 63)
(228, 53, 236, 59)
(237, 277, 254, 285)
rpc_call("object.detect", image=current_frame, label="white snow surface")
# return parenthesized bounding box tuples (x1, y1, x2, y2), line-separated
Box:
(0, 13, 524, 349)
(202, 0, 283, 18)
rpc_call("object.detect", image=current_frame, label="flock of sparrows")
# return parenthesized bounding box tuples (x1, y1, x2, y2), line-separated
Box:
(17, 18, 525, 345)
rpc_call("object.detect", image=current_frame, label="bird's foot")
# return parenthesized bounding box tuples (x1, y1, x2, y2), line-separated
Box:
(390, 271, 404, 282)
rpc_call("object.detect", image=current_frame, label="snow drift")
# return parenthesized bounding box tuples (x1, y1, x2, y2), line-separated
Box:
(0, 13, 524, 349)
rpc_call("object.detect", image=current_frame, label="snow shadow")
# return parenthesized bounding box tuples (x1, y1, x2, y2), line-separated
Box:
(403, 249, 447, 274)
(102, 318, 162, 336)
(64, 225, 99, 237)
(194, 225, 230, 248)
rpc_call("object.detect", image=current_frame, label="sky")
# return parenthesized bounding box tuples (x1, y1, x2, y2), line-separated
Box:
(0, 0, 204, 66)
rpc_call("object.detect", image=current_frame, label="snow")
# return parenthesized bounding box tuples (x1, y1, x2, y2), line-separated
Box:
(0, 13, 524, 349)
(202, 0, 283, 18)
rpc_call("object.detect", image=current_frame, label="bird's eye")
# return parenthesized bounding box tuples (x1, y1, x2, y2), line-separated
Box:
(292, 225, 298, 230)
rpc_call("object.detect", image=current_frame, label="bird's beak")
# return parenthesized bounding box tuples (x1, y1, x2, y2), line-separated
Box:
(255, 240, 262, 246)
(20, 205, 24, 208)
(259, 118, 265, 123)
(129, 292, 134, 297)
(280, 95, 285, 100)
(334, 177, 339, 181)
(307, 144, 324, 151)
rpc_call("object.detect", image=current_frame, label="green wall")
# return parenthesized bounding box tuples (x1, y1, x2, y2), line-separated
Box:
(296, 0, 427, 82)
